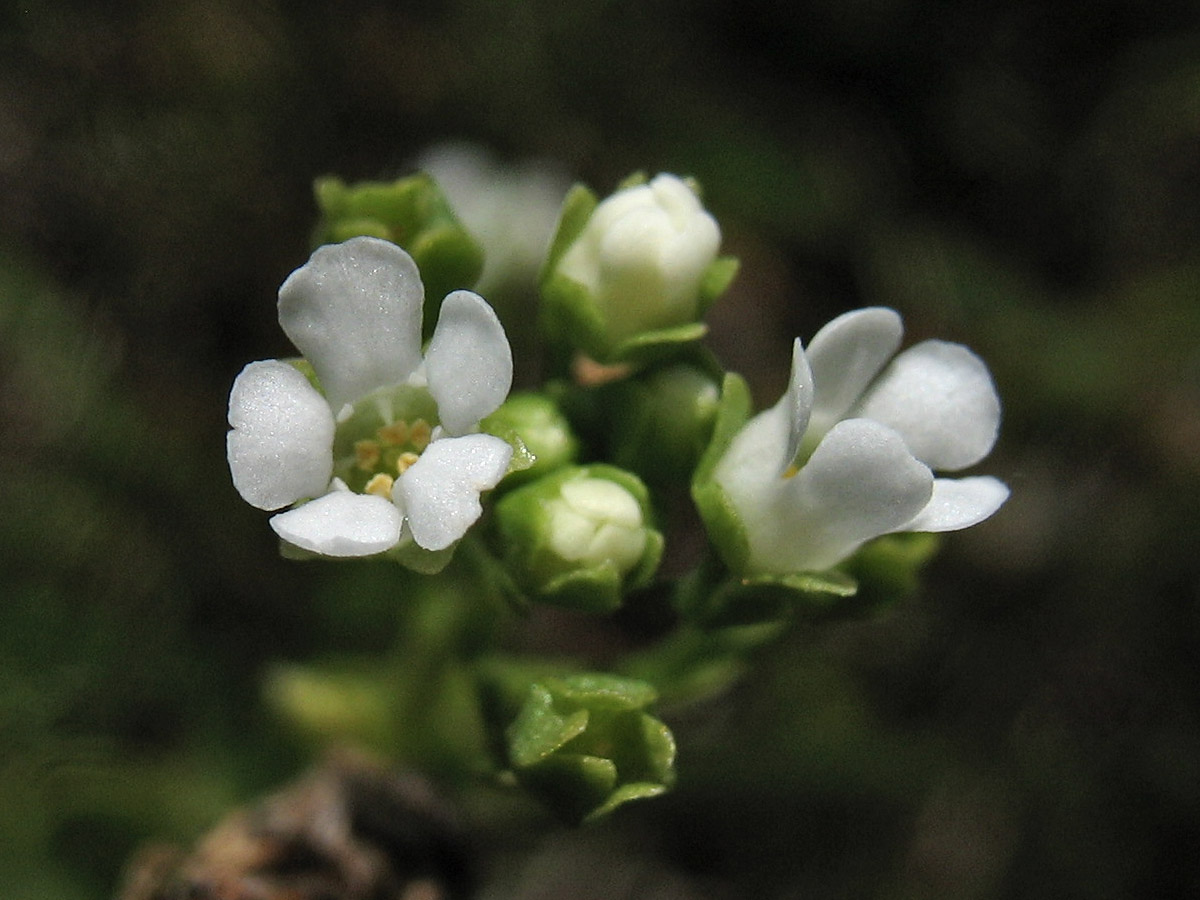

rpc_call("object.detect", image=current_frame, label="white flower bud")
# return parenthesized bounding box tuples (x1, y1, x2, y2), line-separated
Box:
(555, 174, 721, 348)
(546, 477, 648, 575)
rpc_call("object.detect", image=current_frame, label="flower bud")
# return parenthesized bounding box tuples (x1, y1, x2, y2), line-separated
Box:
(541, 173, 738, 363)
(505, 673, 676, 823)
(481, 391, 579, 489)
(606, 362, 722, 486)
(312, 174, 484, 332)
(493, 465, 663, 612)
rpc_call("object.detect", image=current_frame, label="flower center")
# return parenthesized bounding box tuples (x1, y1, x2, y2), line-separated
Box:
(349, 417, 433, 498)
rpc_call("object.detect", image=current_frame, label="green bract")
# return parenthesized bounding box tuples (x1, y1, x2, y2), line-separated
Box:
(493, 464, 663, 612)
(540, 174, 738, 365)
(505, 673, 676, 824)
(312, 174, 485, 332)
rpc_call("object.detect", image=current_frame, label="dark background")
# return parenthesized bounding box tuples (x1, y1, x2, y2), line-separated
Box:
(2, 1, 1199, 897)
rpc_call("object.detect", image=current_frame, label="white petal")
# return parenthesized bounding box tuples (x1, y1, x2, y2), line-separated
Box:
(277, 237, 424, 410)
(902, 475, 1009, 532)
(713, 338, 814, 505)
(424, 290, 513, 435)
(806, 307, 903, 435)
(393, 434, 513, 551)
(745, 419, 934, 574)
(855, 340, 1001, 471)
(269, 491, 403, 557)
(227, 360, 335, 510)
(783, 338, 815, 468)
(713, 398, 795, 519)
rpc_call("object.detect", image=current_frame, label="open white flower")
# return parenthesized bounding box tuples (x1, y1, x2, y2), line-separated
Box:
(711, 307, 1008, 575)
(227, 236, 513, 558)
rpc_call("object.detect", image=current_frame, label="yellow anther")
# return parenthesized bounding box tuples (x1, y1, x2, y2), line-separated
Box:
(408, 419, 432, 451)
(782, 462, 800, 479)
(364, 473, 394, 497)
(396, 451, 420, 475)
(355, 440, 381, 471)
(377, 421, 409, 445)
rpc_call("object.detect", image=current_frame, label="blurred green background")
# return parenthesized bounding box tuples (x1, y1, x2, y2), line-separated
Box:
(2, 1, 1199, 897)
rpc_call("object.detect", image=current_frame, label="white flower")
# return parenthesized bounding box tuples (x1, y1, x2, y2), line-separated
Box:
(555, 174, 721, 346)
(415, 141, 570, 293)
(227, 236, 514, 558)
(712, 307, 1009, 574)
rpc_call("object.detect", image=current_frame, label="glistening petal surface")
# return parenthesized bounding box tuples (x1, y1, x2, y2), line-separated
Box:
(902, 475, 1010, 532)
(855, 340, 1001, 471)
(269, 491, 403, 557)
(227, 360, 335, 510)
(425, 290, 513, 434)
(748, 419, 934, 574)
(806, 307, 903, 434)
(278, 237, 424, 410)
(394, 433, 513, 551)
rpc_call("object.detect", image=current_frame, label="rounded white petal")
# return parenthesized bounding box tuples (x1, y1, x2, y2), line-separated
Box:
(269, 491, 403, 557)
(424, 290, 513, 435)
(227, 360, 335, 510)
(806, 307, 903, 435)
(393, 433, 513, 551)
(746, 419, 934, 574)
(855, 340, 1001, 471)
(278, 237, 424, 410)
(902, 475, 1009, 532)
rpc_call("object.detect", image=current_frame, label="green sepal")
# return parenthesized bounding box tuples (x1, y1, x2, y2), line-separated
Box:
(690, 372, 754, 573)
(540, 183, 599, 285)
(386, 538, 458, 575)
(698, 255, 740, 314)
(610, 321, 710, 366)
(502, 673, 675, 824)
(673, 541, 857, 628)
(550, 672, 659, 711)
(844, 531, 940, 605)
(616, 171, 649, 191)
(508, 683, 590, 767)
(585, 781, 670, 823)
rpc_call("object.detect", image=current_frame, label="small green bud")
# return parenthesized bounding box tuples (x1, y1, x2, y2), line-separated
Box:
(505, 673, 676, 823)
(541, 173, 738, 364)
(607, 363, 722, 486)
(481, 392, 579, 488)
(312, 173, 485, 331)
(493, 465, 663, 613)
